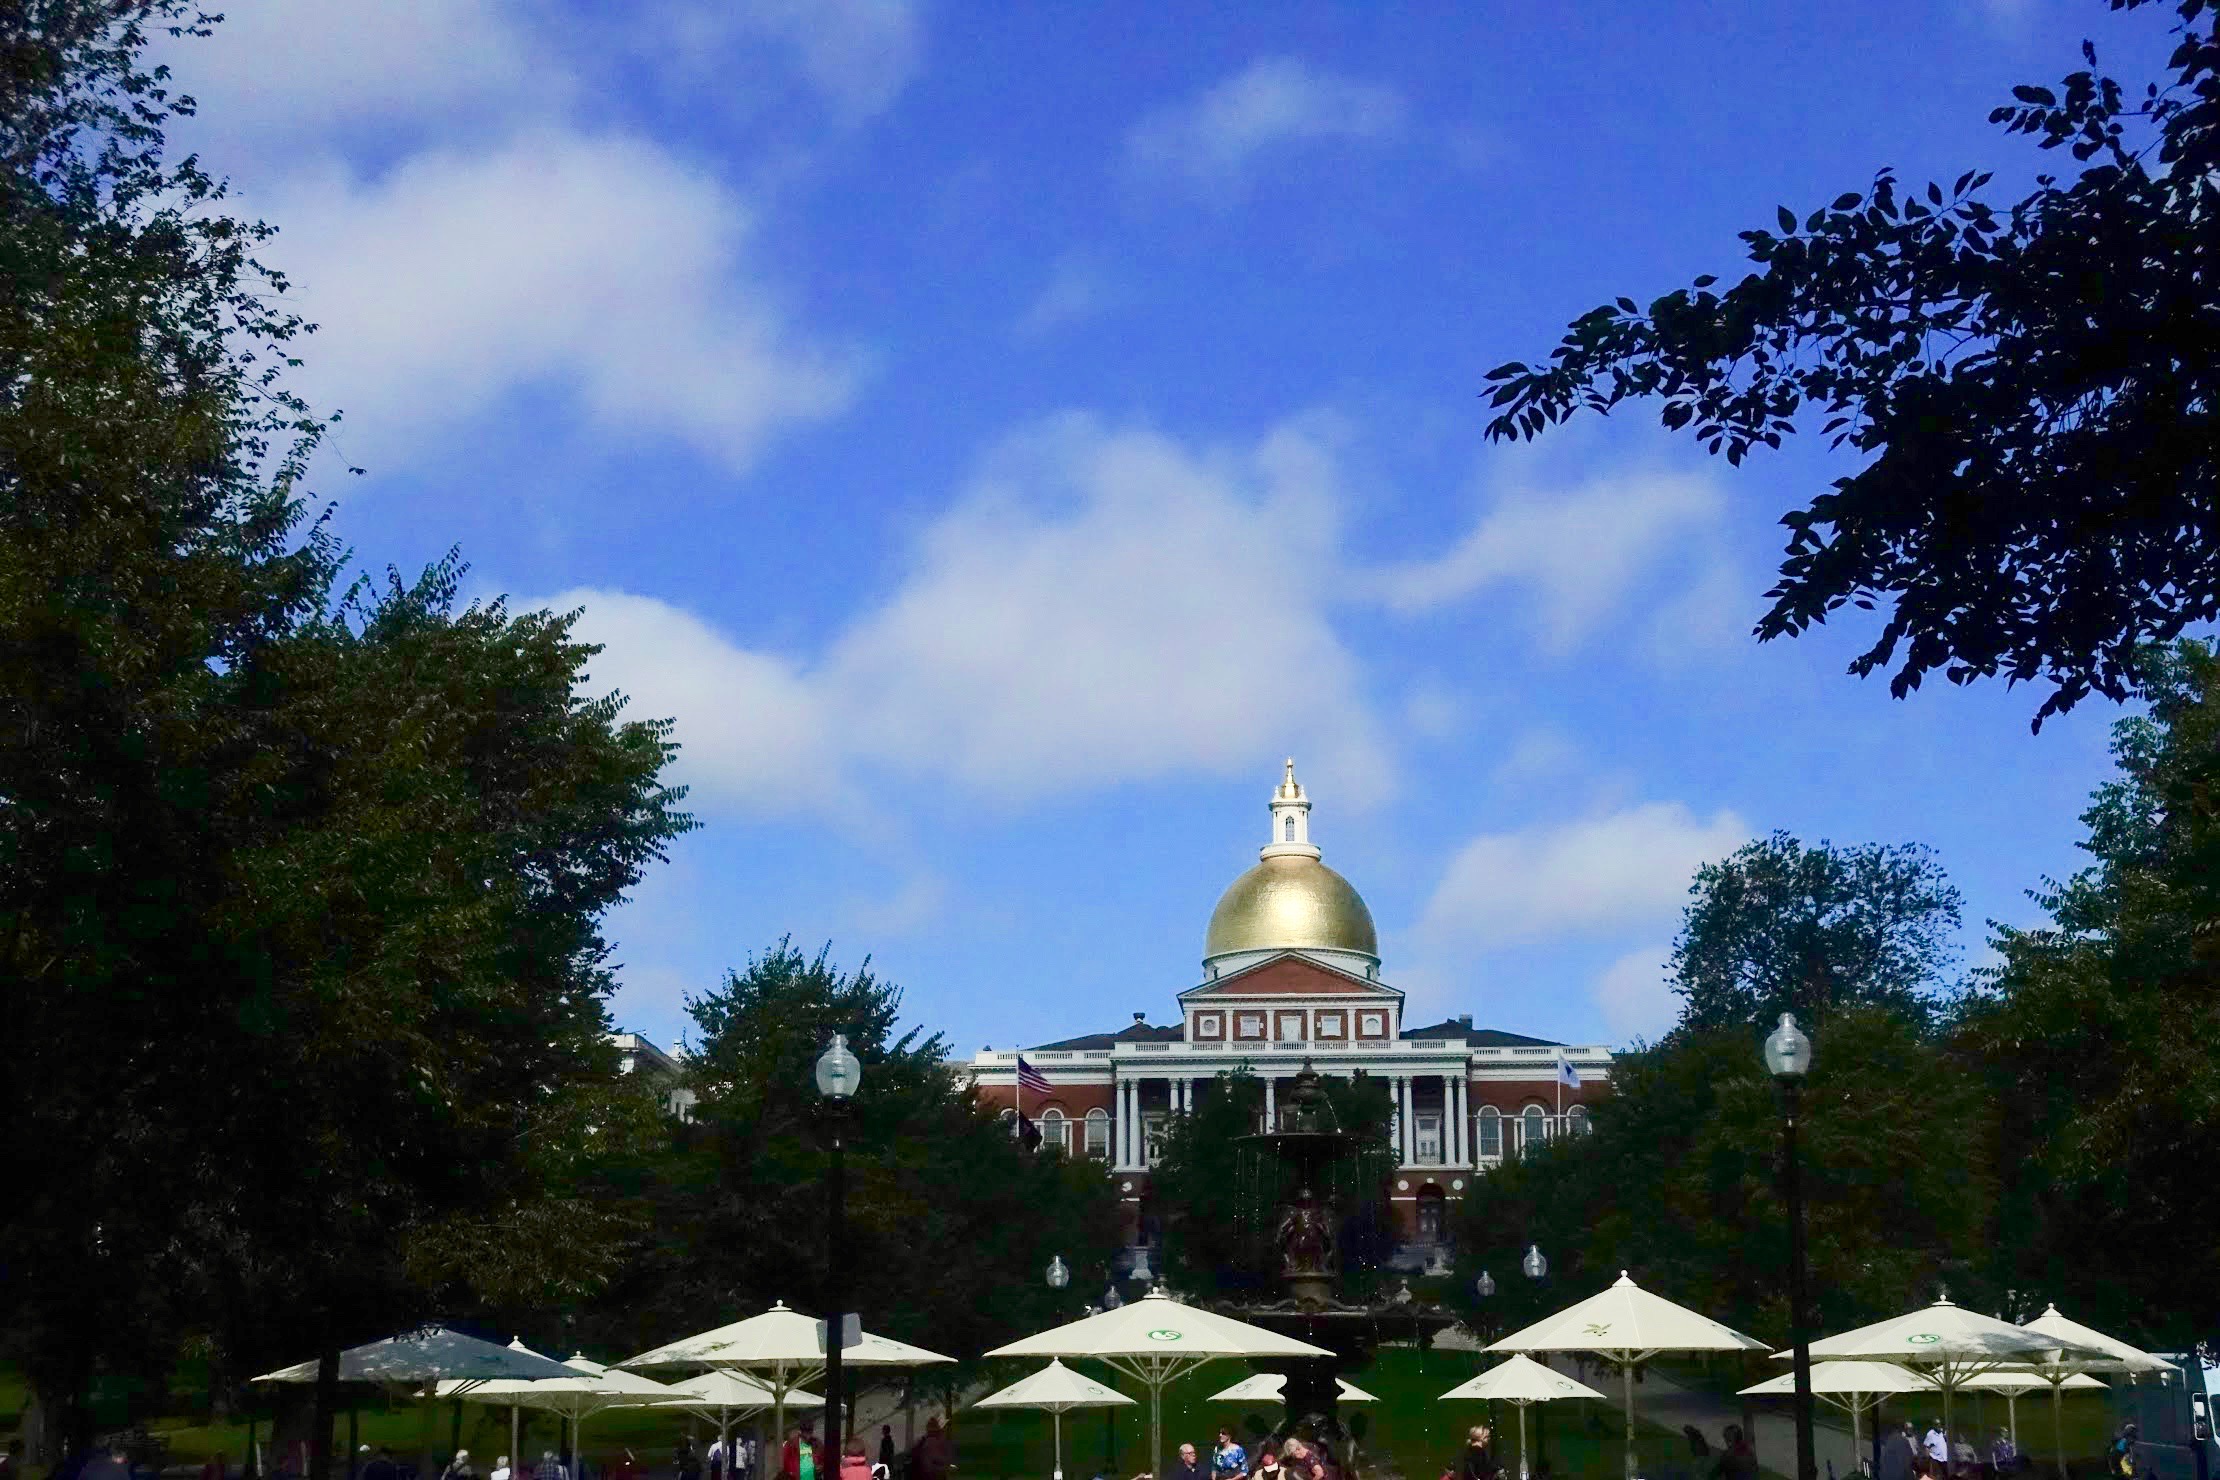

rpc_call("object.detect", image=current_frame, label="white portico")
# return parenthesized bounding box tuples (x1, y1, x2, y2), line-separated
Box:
(972, 762, 1612, 1252)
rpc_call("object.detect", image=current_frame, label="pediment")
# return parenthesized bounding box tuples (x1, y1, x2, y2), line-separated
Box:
(1181, 952, 1402, 1000)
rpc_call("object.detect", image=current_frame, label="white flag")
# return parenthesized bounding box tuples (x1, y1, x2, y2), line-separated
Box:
(1556, 1055, 1580, 1090)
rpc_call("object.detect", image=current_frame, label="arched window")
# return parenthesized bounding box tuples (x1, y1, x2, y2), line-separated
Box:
(1566, 1105, 1590, 1136)
(1285, 815, 1297, 841)
(1040, 1108, 1067, 1154)
(1476, 1105, 1502, 1160)
(1521, 1105, 1548, 1154)
(1084, 1107, 1110, 1158)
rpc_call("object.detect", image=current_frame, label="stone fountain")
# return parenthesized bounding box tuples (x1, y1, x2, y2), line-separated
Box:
(1217, 1062, 1457, 1441)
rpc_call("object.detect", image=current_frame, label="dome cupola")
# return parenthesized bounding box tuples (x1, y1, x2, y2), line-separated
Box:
(1203, 760, 1379, 977)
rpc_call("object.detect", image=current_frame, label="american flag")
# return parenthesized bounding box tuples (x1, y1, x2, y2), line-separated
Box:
(1016, 1056, 1051, 1095)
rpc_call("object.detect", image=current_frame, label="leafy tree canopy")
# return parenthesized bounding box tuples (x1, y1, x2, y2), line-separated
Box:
(1483, 0, 2220, 725)
(583, 941, 1120, 1374)
(1963, 640, 2220, 1344)
(1670, 833, 1963, 1037)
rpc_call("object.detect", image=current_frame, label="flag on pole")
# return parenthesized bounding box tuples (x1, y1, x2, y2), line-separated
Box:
(1017, 1056, 1052, 1095)
(1556, 1055, 1580, 1090)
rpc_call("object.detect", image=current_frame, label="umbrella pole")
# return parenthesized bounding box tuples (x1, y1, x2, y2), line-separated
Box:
(1152, 1377, 1164, 1480)
(1054, 1409, 1063, 1480)
(2008, 1394, 2018, 1450)
(1624, 1359, 1637, 1480)
(1519, 1404, 1530, 1480)
(2052, 1381, 2066, 1480)
(1853, 1399, 1862, 1475)
(513, 1409, 521, 1476)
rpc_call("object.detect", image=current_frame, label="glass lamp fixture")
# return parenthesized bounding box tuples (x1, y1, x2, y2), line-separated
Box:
(1046, 1255, 1070, 1289)
(1476, 1270, 1496, 1299)
(815, 1034, 862, 1099)
(1521, 1244, 1548, 1280)
(1763, 1013, 1814, 1080)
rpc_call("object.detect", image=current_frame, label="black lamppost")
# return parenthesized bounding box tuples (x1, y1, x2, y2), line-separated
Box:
(1764, 1012, 1817, 1480)
(816, 1033, 863, 1457)
(1522, 1246, 1548, 1474)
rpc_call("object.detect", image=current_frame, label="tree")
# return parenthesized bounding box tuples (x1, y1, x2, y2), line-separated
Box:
(0, 10, 695, 1471)
(1962, 641, 2220, 1346)
(1670, 834, 1963, 1036)
(585, 941, 1120, 1375)
(1460, 1010, 1999, 1351)
(1147, 1068, 1396, 1300)
(1482, 0, 2220, 725)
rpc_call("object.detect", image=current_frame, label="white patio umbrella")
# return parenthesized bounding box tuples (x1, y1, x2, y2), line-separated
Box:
(972, 1360, 1133, 1480)
(1488, 1272, 1769, 1480)
(444, 1354, 688, 1466)
(987, 1287, 1334, 1480)
(642, 1371, 823, 1479)
(1741, 1358, 1933, 1466)
(2016, 1306, 2177, 1480)
(257, 1327, 578, 1480)
(1791, 1298, 2109, 1443)
(1206, 1374, 1378, 1404)
(1954, 1369, 2106, 1453)
(621, 1301, 954, 1477)
(1441, 1355, 1607, 1480)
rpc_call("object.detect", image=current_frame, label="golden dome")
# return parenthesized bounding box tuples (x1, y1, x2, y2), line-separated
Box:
(1205, 853, 1379, 962)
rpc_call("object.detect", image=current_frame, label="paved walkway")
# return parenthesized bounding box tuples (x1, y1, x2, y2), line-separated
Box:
(1540, 1358, 1867, 1480)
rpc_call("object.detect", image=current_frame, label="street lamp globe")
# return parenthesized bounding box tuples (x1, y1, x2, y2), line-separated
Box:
(1475, 1270, 1496, 1299)
(1521, 1244, 1548, 1280)
(1046, 1255, 1070, 1290)
(1129, 1247, 1153, 1285)
(1102, 1284, 1124, 1310)
(815, 1034, 863, 1099)
(1763, 1012, 1813, 1080)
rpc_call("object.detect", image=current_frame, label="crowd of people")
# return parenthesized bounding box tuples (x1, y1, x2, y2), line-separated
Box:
(1873, 1421, 2027, 1480)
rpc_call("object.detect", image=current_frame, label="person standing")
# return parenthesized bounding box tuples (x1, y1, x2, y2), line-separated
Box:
(1880, 1424, 1917, 1480)
(1250, 1447, 1281, 1480)
(676, 1438, 700, 1480)
(877, 1430, 895, 1478)
(781, 1428, 818, 1480)
(908, 1422, 951, 1480)
(1923, 1422, 1949, 1477)
(838, 1442, 872, 1480)
(1711, 1426, 1757, 1480)
(534, 1450, 569, 1480)
(1460, 1426, 1497, 1480)
(1211, 1432, 1246, 1480)
(1170, 1445, 1208, 1480)
(444, 1450, 479, 1480)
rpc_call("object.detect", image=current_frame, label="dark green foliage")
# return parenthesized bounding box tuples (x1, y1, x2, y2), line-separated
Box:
(1483, 0, 2220, 726)
(1670, 834, 1963, 1036)
(1460, 1011, 1997, 1346)
(1962, 640, 2220, 1346)
(0, 4, 695, 1462)
(1147, 1068, 1396, 1299)
(581, 941, 1120, 1370)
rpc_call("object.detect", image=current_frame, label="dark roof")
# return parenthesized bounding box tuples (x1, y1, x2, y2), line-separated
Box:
(1401, 1019, 1562, 1048)
(1029, 1022, 1182, 1051)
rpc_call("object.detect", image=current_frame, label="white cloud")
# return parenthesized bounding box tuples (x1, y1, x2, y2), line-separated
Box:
(1017, 256, 1116, 338)
(1419, 801, 1748, 948)
(169, 0, 563, 144)
(268, 130, 859, 472)
(1595, 943, 1678, 1043)
(547, 588, 848, 815)
(1127, 57, 1405, 192)
(1376, 464, 1725, 651)
(541, 415, 1396, 813)
(708, 0, 924, 123)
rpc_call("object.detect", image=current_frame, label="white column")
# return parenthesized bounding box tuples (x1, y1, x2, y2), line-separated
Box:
(1398, 1076, 1415, 1164)
(1263, 1073, 1276, 1129)
(1387, 1074, 1403, 1155)
(1451, 1075, 1467, 1165)
(1120, 1080, 1135, 1168)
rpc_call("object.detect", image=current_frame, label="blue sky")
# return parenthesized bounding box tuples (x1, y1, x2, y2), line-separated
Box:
(166, 1, 2171, 1054)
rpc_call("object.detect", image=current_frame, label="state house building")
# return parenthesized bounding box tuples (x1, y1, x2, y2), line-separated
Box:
(971, 762, 1611, 1264)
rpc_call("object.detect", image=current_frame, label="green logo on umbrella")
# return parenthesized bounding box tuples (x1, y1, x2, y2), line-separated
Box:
(1908, 1334, 1941, 1345)
(1147, 1329, 1182, 1342)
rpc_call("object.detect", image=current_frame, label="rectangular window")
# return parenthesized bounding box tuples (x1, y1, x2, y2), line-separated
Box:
(1235, 1011, 1267, 1040)
(1477, 1113, 1502, 1160)
(1276, 1012, 1305, 1042)
(1415, 1113, 1442, 1164)
(1084, 1112, 1109, 1158)
(1143, 1112, 1167, 1165)
(1315, 1012, 1344, 1038)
